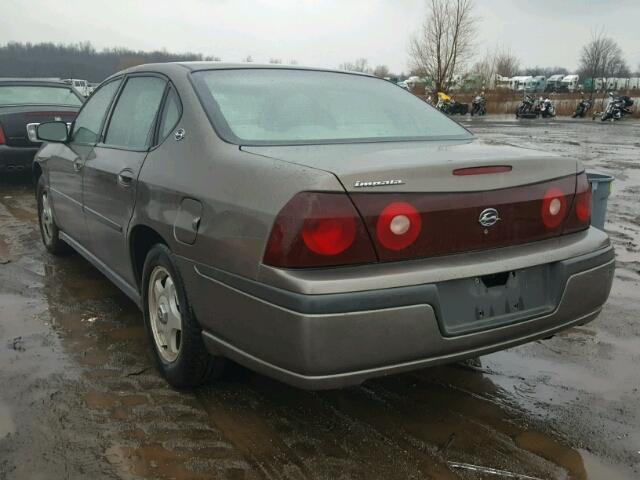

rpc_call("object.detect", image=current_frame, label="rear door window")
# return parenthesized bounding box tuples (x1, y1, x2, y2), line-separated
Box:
(104, 76, 166, 149)
(157, 86, 182, 143)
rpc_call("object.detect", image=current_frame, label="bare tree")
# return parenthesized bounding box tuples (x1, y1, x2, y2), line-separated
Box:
(269, 58, 282, 64)
(608, 55, 630, 78)
(579, 30, 628, 91)
(372, 65, 390, 78)
(495, 48, 520, 77)
(408, 0, 476, 93)
(523, 66, 568, 77)
(471, 48, 498, 89)
(338, 58, 370, 73)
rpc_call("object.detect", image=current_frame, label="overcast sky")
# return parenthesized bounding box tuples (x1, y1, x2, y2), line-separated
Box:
(3, 0, 639, 74)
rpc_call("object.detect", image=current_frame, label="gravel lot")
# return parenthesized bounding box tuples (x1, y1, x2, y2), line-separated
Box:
(1, 116, 639, 480)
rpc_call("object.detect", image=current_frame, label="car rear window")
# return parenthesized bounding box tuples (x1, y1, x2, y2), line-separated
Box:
(0, 85, 82, 106)
(191, 69, 471, 145)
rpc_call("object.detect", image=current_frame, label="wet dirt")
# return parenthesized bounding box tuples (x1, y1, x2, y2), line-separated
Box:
(0, 119, 639, 479)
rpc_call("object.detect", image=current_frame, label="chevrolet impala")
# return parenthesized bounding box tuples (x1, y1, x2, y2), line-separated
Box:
(33, 64, 614, 389)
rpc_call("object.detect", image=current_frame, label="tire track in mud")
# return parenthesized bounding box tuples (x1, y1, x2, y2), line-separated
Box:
(196, 375, 456, 480)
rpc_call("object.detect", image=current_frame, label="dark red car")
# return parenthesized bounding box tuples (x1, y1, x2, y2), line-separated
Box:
(0, 79, 83, 174)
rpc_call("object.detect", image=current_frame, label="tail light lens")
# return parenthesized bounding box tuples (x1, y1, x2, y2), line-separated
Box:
(575, 173, 592, 223)
(376, 202, 422, 250)
(0, 124, 6, 145)
(263, 192, 377, 268)
(302, 215, 356, 256)
(565, 172, 592, 233)
(541, 187, 568, 229)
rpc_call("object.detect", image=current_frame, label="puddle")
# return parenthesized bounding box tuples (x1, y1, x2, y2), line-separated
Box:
(580, 449, 637, 480)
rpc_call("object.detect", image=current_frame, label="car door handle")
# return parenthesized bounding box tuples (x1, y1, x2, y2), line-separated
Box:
(117, 169, 134, 188)
(73, 159, 83, 172)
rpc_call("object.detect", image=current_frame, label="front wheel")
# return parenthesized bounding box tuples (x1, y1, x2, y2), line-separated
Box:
(142, 244, 225, 388)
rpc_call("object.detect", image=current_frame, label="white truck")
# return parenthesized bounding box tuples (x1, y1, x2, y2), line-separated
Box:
(62, 78, 91, 97)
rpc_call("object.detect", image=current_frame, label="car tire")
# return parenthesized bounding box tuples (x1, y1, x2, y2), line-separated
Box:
(141, 243, 225, 388)
(36, 175, 71, 255)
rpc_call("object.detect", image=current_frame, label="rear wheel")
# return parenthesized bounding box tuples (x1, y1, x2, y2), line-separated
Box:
(36, 176, 70, 255)
(142, 244, 225, 388)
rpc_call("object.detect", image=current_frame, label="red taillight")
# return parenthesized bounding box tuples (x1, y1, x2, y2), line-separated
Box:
(302, 216, 356, 255)
(0, 124, 6, 145)
(376, 202, 422, 250)
(263, 192, 377, 268)
(575, 175, 592, 223)
(541, 187, 569, 229)
(565, 172, 592, 233)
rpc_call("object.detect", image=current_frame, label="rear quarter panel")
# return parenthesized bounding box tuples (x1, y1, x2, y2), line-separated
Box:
(132, 69, 343, 280)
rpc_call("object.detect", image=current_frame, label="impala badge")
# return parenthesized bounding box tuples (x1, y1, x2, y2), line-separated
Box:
(353, 179, 404, 188)
(479, 208, 500, 227)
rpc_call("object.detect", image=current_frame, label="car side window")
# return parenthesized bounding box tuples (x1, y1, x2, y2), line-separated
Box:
(157, 87, 182, 143)
(71, 79, 122, 145)
(105, 76, 166, 149)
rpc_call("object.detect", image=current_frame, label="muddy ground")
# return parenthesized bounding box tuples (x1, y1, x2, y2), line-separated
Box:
(0, 117, 639, 480)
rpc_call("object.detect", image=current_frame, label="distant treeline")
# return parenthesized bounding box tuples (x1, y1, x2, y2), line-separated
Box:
(0, 42, 218, 82)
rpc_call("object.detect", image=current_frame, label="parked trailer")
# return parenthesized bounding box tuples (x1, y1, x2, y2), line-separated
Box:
(532, 76, 547, 92)
(561, 75, 579, 92)
(545, 74, 565, 92)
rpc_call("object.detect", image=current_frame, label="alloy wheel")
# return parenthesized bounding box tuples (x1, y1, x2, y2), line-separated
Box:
(40, 190, 54, 244)
(148, 266, 182, 362)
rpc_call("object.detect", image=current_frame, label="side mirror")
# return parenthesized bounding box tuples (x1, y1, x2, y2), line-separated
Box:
(37, 121, 69, 143)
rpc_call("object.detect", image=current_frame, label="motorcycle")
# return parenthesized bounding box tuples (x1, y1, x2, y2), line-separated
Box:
(572, 96, 593, 118)
(470, 94, 486, 116)
(436, 92, 469, 115)
(515, 94, 537, 118)
(538, 96, 556, 118)
(599, 92, 634, 121)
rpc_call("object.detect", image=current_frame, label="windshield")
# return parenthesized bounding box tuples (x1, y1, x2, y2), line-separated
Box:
(0, 85, 82, 106)
(192, 69, 471, 145)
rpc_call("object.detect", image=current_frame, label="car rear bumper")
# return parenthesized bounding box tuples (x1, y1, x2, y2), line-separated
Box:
(0, 145, 38, 172)
(180, 231, 614, 390)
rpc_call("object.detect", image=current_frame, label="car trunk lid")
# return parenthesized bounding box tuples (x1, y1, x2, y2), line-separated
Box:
(241, 140, 577, 193)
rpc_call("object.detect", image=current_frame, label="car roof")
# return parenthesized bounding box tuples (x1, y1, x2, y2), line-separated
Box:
(0, 78, 74, 86)
(114, 62, 374, 78)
